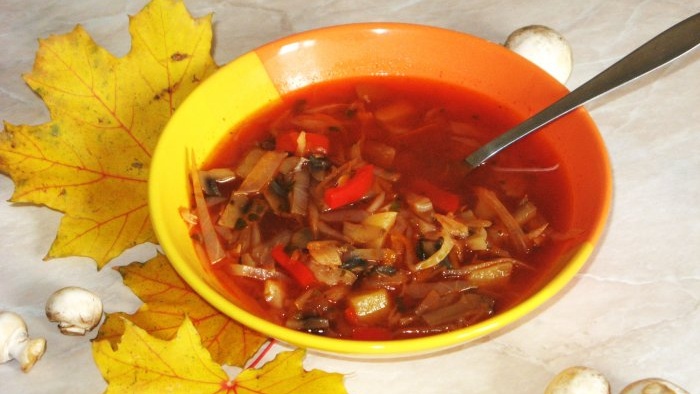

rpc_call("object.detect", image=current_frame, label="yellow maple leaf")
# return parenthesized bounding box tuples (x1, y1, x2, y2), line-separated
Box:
(94, 318, 348, 394)
(93, 316, 229, 393)
(96, 253, 268, 367)
(0, 0, 217, 267)
(231, 349, 348, 394)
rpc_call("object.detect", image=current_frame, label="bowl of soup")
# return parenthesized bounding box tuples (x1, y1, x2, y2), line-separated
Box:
(149, 22, 612, 356)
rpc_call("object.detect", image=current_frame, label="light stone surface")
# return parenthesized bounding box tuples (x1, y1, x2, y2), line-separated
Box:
(1, 1, 698, 393)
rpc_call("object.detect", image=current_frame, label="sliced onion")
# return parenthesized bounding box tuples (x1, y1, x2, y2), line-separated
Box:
(514, 199, 538, 225)
(179, 207, 197, 226)
(345, 248, 397, 264)
(442, 258, 527, 277)
(237, 150, 287, 194)
(436, 214, 469, 238)
(411, 214, 438, 234)
(309, 262, 357, 286)
(405, 192, 434, 215)
(218, 194, 249, 229)
(421, 293, 493, 326)
(317, 221, 351, 243)
(307, 240, 343, 266)
(413, 290, 455, 316)
(264, 279, 285, 308)
(474, 187, 529, 254)
(189, 151, 225, 264)
(360, 269, 408, 290)
(290, 168, 310, 216)
(404, 280, 476, 299)
(465, 227, 489, 251)
(198, 168, 237, 196)
(235, 148, 265, 178)
(468, 262, 513, 287)
(229, 264, 281, 281)
(457, 209, 492, 228)
(528, 223, 550, 247)
(277, 156, 304, 174)
(414, 235, 454, 271)
(343, 222, 386, 246)
(365, 191, 386, 214)
(491, 163, 560, 173)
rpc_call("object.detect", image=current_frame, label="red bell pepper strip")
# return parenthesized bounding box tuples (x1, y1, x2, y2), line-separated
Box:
(270, 245, 317, 288)
(275, 131, 330, 156)
(410, 179, 460, 213)
(324, 164, 375, 209)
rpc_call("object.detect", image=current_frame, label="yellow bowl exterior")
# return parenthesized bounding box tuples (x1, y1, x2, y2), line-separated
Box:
(149, 23, 612, 357)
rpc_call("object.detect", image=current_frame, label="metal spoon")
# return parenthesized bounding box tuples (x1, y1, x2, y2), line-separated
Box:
(464, 12, 700, 169)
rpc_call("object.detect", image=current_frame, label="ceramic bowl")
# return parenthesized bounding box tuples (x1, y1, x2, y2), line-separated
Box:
(149, 22, 611, 356)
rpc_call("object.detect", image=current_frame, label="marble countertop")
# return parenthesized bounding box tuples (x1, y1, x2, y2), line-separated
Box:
(1, 0, 698, 392)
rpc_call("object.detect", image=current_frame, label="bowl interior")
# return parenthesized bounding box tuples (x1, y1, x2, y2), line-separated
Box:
(149, 22, 611, 356)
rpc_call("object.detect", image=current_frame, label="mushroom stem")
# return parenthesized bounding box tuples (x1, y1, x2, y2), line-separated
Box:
(11, 337, 47, 372)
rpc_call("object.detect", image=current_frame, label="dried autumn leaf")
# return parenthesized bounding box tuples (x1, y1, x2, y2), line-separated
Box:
(94, 318, 348, 394)
(96, 253, 268, 367)
(0, 0, 217, 267)
(93, 316, 229, 394)
(231, 349, 348, 394)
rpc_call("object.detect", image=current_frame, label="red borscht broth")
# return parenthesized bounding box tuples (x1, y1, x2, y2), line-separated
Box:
(185, 76, 576, 340)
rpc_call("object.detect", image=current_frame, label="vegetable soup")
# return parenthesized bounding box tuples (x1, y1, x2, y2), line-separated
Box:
(184, 76, 577, 340)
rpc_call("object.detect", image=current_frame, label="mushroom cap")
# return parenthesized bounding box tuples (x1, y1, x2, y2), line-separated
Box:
(0, 311, 46, 372)
(45, 286, 103, 335)
(505, 25, 573, 84)
(620, 378, 689, 394)
(544, 366, 610, 394)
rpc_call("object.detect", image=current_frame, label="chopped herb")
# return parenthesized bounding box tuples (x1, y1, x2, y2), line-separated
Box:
(416, 237, 444, 260)
(203, 177, 221, 196)
(259, 137, 276, 151)
(439, 258, 453, 269)
(270, 177, 292, 196)
(375, 265, 397, 276)
(389, 199, 402, 211)
(308, 155, 331, 171)
(234, 218, 247, 230)
(341, 257, 368, 272)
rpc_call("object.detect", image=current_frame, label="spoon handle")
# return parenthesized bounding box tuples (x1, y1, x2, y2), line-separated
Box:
(465, 12, 700, 169)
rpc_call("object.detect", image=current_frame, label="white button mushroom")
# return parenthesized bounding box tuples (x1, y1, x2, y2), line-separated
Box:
(544, 366, 611, 394)
(504, 25, 573, 84)
(0, 311, 46, 372)
(45, 287, 103, 335)
(620, 378, 689, 394)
